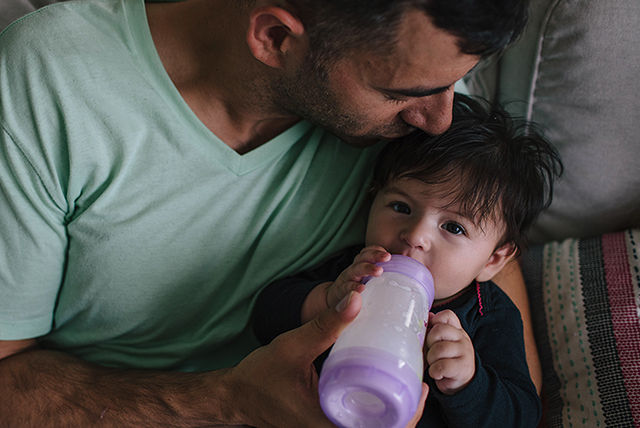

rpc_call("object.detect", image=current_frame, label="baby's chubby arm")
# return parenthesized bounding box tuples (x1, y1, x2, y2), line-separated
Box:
(300, 246, 390, 324)
(425, 310, 475, 395)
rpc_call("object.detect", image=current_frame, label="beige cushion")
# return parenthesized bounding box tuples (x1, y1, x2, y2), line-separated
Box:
(467, 0, 640, 243)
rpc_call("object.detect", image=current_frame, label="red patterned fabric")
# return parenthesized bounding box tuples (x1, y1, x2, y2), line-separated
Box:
(522, 229, 640, 428)
(603, 232, 640, 424)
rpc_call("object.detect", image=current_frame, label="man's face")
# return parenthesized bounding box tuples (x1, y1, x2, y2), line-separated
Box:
(272, 9, 479, 145)
(365, 178, 508, 301)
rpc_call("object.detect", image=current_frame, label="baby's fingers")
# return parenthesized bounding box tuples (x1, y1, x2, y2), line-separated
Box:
(341, 280, 365, 295)
(428, 354, 461, 381)
(354, 246, 391, 265)
(327, 280, 365, 309)
(428, 309, 462, 329)
(339, 260, 383, 283)
(425, 321, 465, 350)
(425, 339, 466, 366)
(428, 351, 475, 394)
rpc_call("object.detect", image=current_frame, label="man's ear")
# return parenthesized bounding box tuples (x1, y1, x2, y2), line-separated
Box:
(475, 242, 517, 282)
(246, 6, 306, 69)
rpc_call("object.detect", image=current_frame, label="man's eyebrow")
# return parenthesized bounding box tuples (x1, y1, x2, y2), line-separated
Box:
(379, 84, 451, 98)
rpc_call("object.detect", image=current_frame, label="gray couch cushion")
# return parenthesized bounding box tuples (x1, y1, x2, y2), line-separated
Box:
(467, 0, 640, 243)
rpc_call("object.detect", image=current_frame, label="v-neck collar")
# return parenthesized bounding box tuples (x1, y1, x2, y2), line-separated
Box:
(126, 0, 314, 175)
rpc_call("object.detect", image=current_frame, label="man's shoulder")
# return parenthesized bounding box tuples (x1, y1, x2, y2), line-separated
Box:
(1, 0, 132, 52)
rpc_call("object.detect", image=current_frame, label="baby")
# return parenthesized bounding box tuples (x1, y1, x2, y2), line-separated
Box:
(253, 95, 562, 427)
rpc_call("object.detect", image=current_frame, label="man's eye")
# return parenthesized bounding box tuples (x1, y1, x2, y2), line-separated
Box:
(442, 222, 466, 235)
(390, 202, 411, 214)
(383, 93, 408, 104)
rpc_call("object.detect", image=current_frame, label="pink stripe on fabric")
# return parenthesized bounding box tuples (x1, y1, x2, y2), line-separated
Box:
(602, 231, 640, 425)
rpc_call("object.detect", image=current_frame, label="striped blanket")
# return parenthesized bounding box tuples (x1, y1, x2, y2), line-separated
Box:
(522, 228, 640, 428)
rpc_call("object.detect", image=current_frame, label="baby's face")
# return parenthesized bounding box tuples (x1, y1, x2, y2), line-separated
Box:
(365, 177, 510, 301)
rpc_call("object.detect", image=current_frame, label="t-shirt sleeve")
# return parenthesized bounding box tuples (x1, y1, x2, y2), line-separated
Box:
(0, 126, 67, 340)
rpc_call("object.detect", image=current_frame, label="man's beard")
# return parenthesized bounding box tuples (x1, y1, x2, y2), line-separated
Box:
(270, 57, 412, 147)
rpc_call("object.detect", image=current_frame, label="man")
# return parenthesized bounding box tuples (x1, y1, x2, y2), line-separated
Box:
(0, 0, 534, 425)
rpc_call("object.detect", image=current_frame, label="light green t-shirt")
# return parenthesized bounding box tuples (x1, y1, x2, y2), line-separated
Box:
(0, 0, 381, 371)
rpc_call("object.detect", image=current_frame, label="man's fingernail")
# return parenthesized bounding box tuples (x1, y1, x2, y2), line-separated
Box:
(335, 292, 353, 312)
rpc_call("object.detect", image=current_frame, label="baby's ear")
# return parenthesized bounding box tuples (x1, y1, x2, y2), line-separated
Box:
(475, 242, 517, 282)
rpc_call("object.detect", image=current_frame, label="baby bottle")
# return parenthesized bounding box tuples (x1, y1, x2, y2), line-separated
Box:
(318, 255, 435, 428)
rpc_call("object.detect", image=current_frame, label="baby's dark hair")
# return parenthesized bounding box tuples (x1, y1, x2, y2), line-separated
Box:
(371, 94, 563, 255)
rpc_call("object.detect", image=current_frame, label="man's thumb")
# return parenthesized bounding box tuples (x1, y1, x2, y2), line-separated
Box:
(290, 291, 361, 361)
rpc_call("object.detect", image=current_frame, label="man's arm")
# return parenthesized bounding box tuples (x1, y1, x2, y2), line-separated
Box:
(491, 259, 542, 393)
(0, 293, 362, 427)
(0, 342, 236, 426)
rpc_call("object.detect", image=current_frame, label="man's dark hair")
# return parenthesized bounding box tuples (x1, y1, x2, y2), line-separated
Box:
(371, 94, 563, 254)
(286, 0, 529, 63)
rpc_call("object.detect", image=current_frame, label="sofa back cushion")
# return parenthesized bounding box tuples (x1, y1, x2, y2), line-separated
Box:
(467, 0, 640, 243)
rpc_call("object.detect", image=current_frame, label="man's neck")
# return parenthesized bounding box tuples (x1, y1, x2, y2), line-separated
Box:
(145, 0, 300, 154)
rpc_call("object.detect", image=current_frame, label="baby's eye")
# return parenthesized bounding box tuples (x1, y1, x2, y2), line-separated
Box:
(390, 201, 411, 215)
(442, 222, 466, 235)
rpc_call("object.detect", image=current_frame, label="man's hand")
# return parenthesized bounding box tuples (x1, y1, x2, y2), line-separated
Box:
(325, 245, 390, 308)
(425, 310, 475, 395)
(405, 383, 429, 427)
(232, 289, 429, 427)
(227, 291, 363, 427)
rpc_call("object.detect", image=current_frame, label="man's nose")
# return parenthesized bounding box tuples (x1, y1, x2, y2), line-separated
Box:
(399, 88, 454, 135)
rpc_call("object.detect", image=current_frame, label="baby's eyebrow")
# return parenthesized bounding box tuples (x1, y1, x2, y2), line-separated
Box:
(382, 185, 412, 198)
(443, 207, 478, 225)
(448, 208, 472, 220)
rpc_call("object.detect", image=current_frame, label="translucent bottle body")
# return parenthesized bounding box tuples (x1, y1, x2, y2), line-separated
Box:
(319, 256, 434, 428)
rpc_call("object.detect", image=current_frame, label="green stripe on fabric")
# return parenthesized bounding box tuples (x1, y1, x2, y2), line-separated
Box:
(545, 238, 599, 427)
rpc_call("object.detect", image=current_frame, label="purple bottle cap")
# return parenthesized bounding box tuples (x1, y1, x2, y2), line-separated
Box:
(319, 347, 422, 428)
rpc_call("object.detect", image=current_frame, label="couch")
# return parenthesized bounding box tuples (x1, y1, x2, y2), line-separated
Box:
(466, 0, 640, 426)
(3, 0, 639, 426)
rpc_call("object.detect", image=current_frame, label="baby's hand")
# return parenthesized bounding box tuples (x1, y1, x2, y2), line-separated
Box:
(425, 310, 475, 395)
(326, 245, 390, 309)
